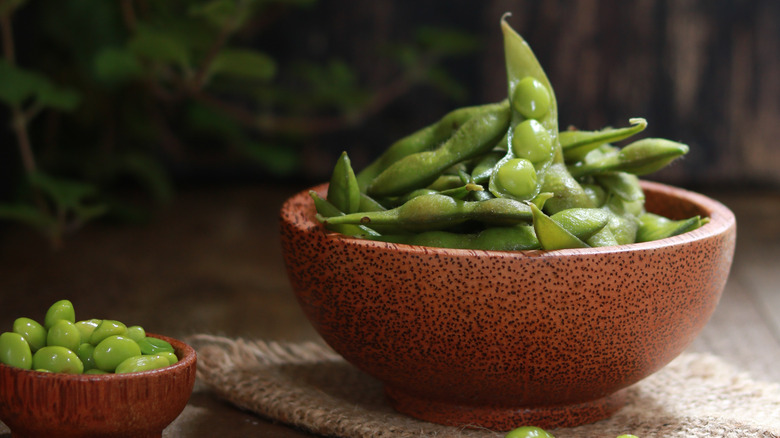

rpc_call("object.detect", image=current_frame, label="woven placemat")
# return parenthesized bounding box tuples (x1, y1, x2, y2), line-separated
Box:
(188, 334, 780, 438)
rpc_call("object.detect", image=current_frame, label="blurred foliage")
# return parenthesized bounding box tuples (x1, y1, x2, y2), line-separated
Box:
(0, 0, 479, 247)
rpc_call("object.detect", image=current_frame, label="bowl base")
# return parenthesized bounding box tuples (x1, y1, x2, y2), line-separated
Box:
(385, 386, 628, 431)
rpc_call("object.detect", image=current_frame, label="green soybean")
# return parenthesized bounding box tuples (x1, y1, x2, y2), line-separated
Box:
(512, 76, 551, 120)
(46, 320, 82, 352)
(115, 354, 170, 374)
(505, 425, 555, 438)
(75, 319, 101, 343)
(13, 317, 47, 352)
(156, 351, 179, 366)
(93, 335, 142, 372)
(493, 158, 538, 200)
(125, 325, 147, 342)
(76, 343, 97, 371)
(511, 119, 553, 165)
(137, 336, 175, 355)
(44, 299, 76, 329)
(89, 319, 128, 345)
(32, 346, 84, 374)
(0, 332, 33, 370)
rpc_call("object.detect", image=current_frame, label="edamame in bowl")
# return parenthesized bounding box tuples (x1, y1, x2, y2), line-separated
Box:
(279, 15, 737, 431)
(0, 300, 197, 438)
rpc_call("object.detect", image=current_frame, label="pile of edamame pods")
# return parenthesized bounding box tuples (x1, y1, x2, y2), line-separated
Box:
(0, 300, 178, 374)
(315, 15, 706, 251)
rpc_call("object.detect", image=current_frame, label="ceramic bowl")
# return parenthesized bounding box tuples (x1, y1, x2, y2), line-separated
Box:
(0, 334, 197, 438)
(279, 181, 736, 430)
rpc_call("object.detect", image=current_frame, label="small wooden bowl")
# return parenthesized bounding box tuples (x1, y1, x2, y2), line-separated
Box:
(0, 334, 196, 438)
(280, 181, 736, 430)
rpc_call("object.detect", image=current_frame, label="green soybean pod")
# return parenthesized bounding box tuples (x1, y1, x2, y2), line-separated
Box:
(44, 299, 76, 329)
(137, 336, 175, 355)
(89, 320, 128, 345)
(0, 332, 33, 370)
(559, 118, 647, 164)
(531, 203, 589, 250)
(115, 354, 170, 374)
(46, 320, 82, 352)
(32, 346, 84, 374)
(550, 208, 610, 241)
(93, 335, 141, 372)
(13, 317, 47, 352)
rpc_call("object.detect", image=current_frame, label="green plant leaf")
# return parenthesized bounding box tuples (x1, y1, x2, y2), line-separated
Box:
(209, 48, 277, 81)
(240, 141, 298, 176)
(128, 26, 191, 70)
(188, 0, 239, 28)
(0, 59, 46, 106)
(35, 81, 81, 111)
(0, 60, 80, 110)
(0, 203, 54, 229)
(93, 47, 144, 84)
(424, 67, 468, 102)
(28, 172, 98, 210)
(415, 27, 481, 57)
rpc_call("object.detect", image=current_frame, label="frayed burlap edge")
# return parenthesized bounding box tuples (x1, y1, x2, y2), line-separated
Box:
(187, 334, 780, 438)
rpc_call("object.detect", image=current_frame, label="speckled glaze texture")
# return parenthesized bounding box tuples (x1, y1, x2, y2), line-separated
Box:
(0, 334, 197, 438)
(279, 181, 737, 430)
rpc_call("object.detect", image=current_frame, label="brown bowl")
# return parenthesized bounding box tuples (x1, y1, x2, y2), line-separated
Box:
(0, 334, 197, 438)
(279, 181, 736, 430)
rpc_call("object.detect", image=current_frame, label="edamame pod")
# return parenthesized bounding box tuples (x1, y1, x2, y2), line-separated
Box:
(367, 100, 510, 198)
(321, 193, 532, 232)
(568, 138, 689, 178)
(367, 225, 539, 251)
(310, 191, 380, 237)
(489, 16, 561, 201)
(636, 212, 705, 242)
(356, 102, 506, 190)
(550, 208, 610, 241)
(531, 203, 589, 250)
(327, 151, 361, 214)
(560, 118, 647, 163)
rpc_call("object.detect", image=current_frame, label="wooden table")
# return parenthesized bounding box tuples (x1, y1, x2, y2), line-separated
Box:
(1, 184, 778, 437)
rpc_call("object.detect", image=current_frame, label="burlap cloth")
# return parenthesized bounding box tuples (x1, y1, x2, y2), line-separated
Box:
(188, 334, 780, 438)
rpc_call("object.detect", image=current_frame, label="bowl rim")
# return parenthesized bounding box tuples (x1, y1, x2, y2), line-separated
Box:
(0, 332, 196, 380)
(282, 180, 736, 257)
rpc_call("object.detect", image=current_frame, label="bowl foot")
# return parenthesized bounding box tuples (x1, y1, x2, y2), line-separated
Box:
(385, 386, 628, 431)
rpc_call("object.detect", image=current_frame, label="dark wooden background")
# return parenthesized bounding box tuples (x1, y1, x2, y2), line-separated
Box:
(288, 0, 779, 190)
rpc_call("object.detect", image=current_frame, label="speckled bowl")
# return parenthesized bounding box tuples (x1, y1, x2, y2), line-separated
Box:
(279, 181, 736, 430)
(0, 334, 196, 438)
